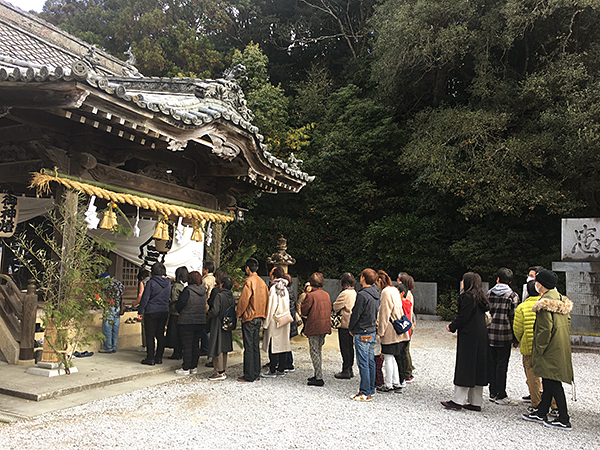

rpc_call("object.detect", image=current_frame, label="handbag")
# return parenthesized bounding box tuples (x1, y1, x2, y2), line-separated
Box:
(485, 311, 492, 327)
(390, 315, 412, 335)
(222, 304, 237, 331)
(275, 311, 293, 328)
(331, 310, 342, 329)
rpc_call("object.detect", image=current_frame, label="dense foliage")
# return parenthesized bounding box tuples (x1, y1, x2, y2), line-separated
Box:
(38, 0, 600, 289)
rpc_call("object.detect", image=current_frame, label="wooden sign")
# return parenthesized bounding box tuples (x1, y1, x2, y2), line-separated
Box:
(0, 193, 19, 237)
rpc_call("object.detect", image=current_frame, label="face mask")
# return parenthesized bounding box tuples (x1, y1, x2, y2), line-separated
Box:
(534, 282, 540, 293)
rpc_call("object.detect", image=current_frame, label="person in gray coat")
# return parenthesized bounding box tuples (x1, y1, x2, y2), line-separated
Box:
(207, 276, 235, 381)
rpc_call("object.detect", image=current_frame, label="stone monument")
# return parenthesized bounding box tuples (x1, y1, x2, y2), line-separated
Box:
(552, 218, 600, 342)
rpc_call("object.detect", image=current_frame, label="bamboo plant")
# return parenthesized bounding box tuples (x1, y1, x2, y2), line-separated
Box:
(11, 191, 115, 373)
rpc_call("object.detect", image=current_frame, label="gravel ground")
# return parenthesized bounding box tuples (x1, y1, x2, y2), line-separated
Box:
(1, 320, 598, 449)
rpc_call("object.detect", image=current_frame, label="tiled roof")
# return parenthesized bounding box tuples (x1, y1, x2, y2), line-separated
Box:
(0, 0, 313, 188)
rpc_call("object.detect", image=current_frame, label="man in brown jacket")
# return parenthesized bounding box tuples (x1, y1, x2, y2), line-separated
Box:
(236, 257, 269, 382)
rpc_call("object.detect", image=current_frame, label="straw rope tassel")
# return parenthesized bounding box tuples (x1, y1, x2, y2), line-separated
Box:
(29, 171, 234, 224)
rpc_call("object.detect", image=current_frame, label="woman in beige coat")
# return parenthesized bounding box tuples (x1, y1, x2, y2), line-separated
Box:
(332, 272, 357, 379)
(376, 270, 409, 392)
(261, 266, 292, 377)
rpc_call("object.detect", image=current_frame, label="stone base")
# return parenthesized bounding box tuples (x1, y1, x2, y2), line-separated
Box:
(17, 359, 35, 366)
(26, 362, 78, 377)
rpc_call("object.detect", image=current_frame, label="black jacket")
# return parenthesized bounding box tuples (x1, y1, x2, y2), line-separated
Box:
(177, 284, 207, 325)
(348, 285, 380, 334)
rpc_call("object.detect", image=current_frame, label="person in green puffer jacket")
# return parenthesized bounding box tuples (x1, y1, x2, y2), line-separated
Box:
(514, 280, 557, 413)
(521, 270, 574, 431)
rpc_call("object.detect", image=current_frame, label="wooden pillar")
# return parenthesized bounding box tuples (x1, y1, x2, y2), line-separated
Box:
(58, 190, 77, 301)
(213, 223, 222, 269)
(19, 279, 37, 361)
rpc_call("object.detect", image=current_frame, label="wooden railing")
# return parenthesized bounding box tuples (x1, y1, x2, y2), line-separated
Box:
(0, 275, 37, 361)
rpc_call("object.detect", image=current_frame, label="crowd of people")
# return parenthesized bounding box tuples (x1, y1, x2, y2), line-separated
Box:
(443, 267, 574, 431)
(101, 259, 575, 432)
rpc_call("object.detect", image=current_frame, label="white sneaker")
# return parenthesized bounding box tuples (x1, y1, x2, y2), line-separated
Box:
(175, 369, 190, 376)
(190, 368, 198, 375)
(495, 397, 518, 405)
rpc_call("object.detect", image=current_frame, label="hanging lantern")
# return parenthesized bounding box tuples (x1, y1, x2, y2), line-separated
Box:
(99, 203, 118, 231)
(190, 218, 204, 242)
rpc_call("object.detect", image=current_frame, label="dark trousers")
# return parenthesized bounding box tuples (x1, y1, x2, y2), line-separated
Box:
(284, 351, 294, 369)
(200, 328, 209, 351)
(179, 324, 204, 370)
(538, 378, 570, 424)
(165, 314, 182, 356)
(488, 343, 512, 399)
(395, 341, 410, 384)
(144, 311, 169, 362)
(405, 341, 414, 378)
(338, 327, 354, 371)
(242, 318, 262, 381)
(268, 342, 286, 373)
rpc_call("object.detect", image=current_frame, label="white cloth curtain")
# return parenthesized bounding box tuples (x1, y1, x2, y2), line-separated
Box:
(88, 217, 204, 277)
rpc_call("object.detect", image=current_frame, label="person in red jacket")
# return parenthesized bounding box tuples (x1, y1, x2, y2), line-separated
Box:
(301, 272, 331, 386)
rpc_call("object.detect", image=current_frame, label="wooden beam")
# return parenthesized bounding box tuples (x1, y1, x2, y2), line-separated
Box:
(0, 82, 89, 109)
(84, 164, 219, 210)
(0, 160, 44, 182)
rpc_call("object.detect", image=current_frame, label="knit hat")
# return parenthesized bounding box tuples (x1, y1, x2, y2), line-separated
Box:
(536, 270, 557, 289)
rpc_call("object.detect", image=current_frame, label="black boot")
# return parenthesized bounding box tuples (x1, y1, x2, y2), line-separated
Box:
(334, 368, 352, 379)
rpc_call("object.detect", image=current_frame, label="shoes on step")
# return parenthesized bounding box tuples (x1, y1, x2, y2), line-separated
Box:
(141, 359, 155, 365)
(205, 360, 213, 367)
(190, 368, 198, 375)
(237, 377, 253, 382)
(393, 384, 404, 392)
(405, 376, 414, 383)
(495, 397, 518, 406)
(489, 395, 497, 403)
(98, 349, 112, 353)
(351, 393, 372, 402)
(284, 366, 295, 373)
(261, 371, 277, 378)
(441, 400, 463, 410)
(154, 358, 163, 365)
(276, 371, 285, 377)
(308, 376, 317, 382)
(543, 419, 572, 431)
(522, 394, 531, 402)
(549, 408, 560, 418)
(463, 404, 482, 412)
(307, 378, 324, 386)
(527, 406, 536, 414)
(168, 354, 182, 360)
(175, 368, 190, 376)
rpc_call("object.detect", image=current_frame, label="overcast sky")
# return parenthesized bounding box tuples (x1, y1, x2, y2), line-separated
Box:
(7, 0, 45, 13)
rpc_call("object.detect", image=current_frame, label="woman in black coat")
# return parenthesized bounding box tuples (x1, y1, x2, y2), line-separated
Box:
(175, 271, 207, 376)
(207, 275, 235, 380)
(441, 272, 489, 411)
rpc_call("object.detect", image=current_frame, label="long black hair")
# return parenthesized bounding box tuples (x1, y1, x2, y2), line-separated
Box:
(462, 272, 489, 309)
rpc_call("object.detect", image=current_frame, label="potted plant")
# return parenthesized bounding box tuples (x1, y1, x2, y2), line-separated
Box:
(12, 191, 115, 373)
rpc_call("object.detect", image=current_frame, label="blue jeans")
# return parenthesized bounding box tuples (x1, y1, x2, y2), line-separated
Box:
(354, 333, 376, 396)
(241, 318, 262, 381)
(102, 307, 120, 352)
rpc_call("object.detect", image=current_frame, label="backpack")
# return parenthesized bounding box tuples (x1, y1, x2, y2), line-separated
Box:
(222, 304, 237, 331)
